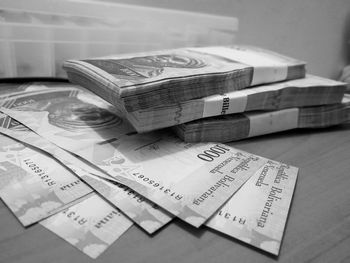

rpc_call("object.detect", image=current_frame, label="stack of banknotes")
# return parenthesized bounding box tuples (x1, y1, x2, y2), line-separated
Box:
(0, 81, 299, 258)
(175, 94, 350, 142)
(63, 45, 348, 142)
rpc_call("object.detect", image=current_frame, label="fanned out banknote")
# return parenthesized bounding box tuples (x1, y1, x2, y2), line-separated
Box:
(0, 120, 173, 234)
(0, 83, 270, 227)
(0, 132, 92, 226)
(0, 85, 172, 234)
(126, 75, 346, 132)
(206, 160, 298, 255)
(174, 94, 350, 142)
(39, 159, 298, 257)
(0, 81, 301, 256)
(63, 45, 305, 112)
(41, 192, 133, 259)
(0, 83, 134, 254)
(0, 82, 175, 233)
(0, 112, 299, 256)
(2, 108, 270, 227)
(0, 111, 299, 255)
(0, 82, 135, 149)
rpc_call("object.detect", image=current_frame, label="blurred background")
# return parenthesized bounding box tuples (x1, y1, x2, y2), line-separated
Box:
(117, 0, 350, 80)
(1, 0, 349, 80)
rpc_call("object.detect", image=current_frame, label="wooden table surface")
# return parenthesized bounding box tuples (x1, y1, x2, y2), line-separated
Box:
(1, 125, 350, 263)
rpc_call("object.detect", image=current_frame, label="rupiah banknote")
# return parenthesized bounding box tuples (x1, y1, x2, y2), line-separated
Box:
(41, 192, 133, 259)
(63, 45, 305, 112)
(206, 160, 298, 255)
(0, 83, 269, 227)
(0, 132, 92, 226)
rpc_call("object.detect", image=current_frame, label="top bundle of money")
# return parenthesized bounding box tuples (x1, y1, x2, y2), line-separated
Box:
(63, 45, 306, 116)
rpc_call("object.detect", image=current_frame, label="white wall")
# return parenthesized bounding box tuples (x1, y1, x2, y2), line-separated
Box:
(115, 0, 350, 79)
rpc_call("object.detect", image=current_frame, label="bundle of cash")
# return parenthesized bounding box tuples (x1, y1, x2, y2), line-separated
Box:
(0, 81, 299, 257)
(126, 75, 346, 132)
(63, 45, 306, 112)
(174, 94, 350, 143)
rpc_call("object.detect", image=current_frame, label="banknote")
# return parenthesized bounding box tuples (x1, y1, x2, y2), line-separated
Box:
(0, 83, 173, 233)
(77, 172, 173, 233)
(0, 82, 135, 151)
(41, 193, 133, 259)
(0, 83, 270, 227)
(14, 121, 269, 228)
(43, 143, 174, 234)
(64, 45, 305, 112)
(4, 119, 299, 254)
(0, 132, 93, 226)
(206, 160, 298, 255)
(0, 111, 269, 227)
(0, 82, 68, 101)
(0, 113, 172, 234)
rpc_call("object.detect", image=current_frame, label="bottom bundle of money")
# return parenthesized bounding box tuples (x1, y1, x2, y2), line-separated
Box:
(0, 82, 298, 258)
(126, 74, 346, 132)
(173, 94, 350, 142)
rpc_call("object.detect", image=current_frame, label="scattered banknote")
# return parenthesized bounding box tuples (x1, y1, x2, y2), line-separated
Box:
(0, 81, 69, 101)
(0, 83, 173, 233)
(77, 171, 173, 233)
(0, 84, 271, 227)
(0, 82, 135, 150)
(63, 45, 305, 112)
(1, 103, 270, 227)
(0, 132, 92, 226)
(6, 119, 298, 254)
(206, 160, 298, 255)
(75, 132, 273, 227)
(0, 80, 302, 257)
(127, 74, 346, 132)
(0, 113, 172, 234)
(0, 83, 161, 229)
(174, 94, 350, 142)
(41, 193, 133, 259)
(0, 115, 299, 255)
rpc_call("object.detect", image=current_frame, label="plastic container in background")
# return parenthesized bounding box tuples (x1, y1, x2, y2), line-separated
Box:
(13, 41, 54, 77)
(0, 41, 15, 77)
(0, 0, 238, 78)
